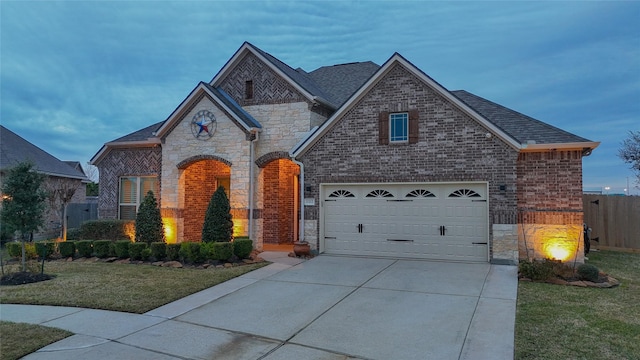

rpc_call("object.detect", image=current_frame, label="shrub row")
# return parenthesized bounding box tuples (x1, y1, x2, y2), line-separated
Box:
(4, 238, 254, 264)
(68, 219, 135, 241)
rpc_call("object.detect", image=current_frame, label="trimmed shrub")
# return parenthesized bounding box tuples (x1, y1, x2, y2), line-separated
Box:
(519, 259, 555, 281)
(93, 240, 111, 258)
(76, 240, 93, 258)
(166, 243, 181, 261)
(141, 248, 152, 261)
(35, 241, 56, 259)
(66, 228, 81, 240)
(77, 219, 134, 241)
(150, 242, 166, 260)
(179, 242, 204, 263)
(202, 186, 233, 243)
(129, 242, 148, 261)
(6, 242, 21, 258)
(59, 241, 76, 258)
(114, 240, 131, 259)
(25, 243, 37, 259)
(135, 191, 164, 245)
(211, 242, 233, 261)
(577, 263, 600, 282)
(233, 238, 253, 259)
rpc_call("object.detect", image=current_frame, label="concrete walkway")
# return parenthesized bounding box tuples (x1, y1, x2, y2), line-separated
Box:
(0, 252, 518, 360)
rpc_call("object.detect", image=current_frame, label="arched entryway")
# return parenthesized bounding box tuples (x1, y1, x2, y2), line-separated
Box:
(261, 158, 300, 246)
(182, 158, 231, 241)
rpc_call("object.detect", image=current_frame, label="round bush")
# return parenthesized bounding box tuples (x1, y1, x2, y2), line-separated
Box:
(35, 241, 56, 259)
(166, 243, 181, 261)
(129, 242, 148, 260)
(233, 239, 253, 259)
(577, 263, 600, 282)
(6, 242, 22, 258)
(93, 240, 112, 258)
(76, 240, 93, 258)
(519, 259, 555, 281)
(59, 241, 76, 258)
(141, 248, 152, 261)
(150, 242, 166, 260)
(114, 240, 131, 259)
(212, 242, 233, 261)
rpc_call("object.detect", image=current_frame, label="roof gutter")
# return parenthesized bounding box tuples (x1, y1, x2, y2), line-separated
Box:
(520, 141, 600, 154)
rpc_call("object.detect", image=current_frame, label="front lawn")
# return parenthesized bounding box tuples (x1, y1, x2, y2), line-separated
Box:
(0, 321, 72, 360)
(0, 260, 266, 313)
(515, 250, 640, 359)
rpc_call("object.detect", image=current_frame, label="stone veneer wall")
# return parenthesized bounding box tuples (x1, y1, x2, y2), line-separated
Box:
(161, 97, 250, 242)
(300, 63, 519, 261)
(517, 150, 585, 263)
(97, 147, 161, 219)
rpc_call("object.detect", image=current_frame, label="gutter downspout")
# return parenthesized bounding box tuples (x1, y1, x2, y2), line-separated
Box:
(291, 158, 304, 242)
(248, 129, 259, 243)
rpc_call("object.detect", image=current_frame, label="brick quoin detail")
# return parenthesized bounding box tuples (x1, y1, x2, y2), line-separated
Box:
(183, 160, 230, 241)
(262, 159, 299, 244)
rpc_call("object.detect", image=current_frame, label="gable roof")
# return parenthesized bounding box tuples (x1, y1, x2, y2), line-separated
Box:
(0, 125, 88, 180)
(292, 53, 599, 157)
(451, 90, 591, 145)
(307, 61, 380, 107)
(210, 42, 336, 108)
(153, 82, 261, 139)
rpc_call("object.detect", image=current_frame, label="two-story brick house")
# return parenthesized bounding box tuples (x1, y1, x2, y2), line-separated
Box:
(91, 42, 598, 264)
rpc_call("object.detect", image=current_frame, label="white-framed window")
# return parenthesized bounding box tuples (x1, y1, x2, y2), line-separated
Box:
(119, 176, 158, 220)
(389, 112, 409, 143)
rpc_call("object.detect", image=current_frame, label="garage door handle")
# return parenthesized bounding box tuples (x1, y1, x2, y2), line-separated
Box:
(439, 225, 447, 236)
(387, 239, 414, 242)
(387, 199, 413, 202)
(472, 242, 488, 245)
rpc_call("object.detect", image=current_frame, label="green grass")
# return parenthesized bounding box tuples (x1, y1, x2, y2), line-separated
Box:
(515, 250, 640, 359)
(0, 321, 72, 360)
(0, 260, 266, 313)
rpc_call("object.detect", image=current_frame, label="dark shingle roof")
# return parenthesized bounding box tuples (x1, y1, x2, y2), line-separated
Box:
(110, 121, 164, 143)
(451, 90, 592, 145)
(0, 125, 88, 179)
(203, 84, 262, 129)
(308, 61, 380, 107)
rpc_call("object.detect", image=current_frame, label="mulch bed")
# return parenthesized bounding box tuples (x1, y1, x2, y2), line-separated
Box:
(0, 272, 56, 286)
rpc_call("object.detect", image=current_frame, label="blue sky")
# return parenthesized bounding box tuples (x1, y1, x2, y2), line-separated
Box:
(1, 1, 638, 194)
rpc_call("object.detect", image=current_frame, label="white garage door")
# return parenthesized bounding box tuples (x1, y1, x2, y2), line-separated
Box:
(321, 183, 488, 262)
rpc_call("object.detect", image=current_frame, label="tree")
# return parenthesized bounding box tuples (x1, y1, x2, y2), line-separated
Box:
(0, 162, 47, 271)
(84, 162, 99, 196)
(202, 185, 233, 242)
(135, 190, 165, 244)
(44, 177, 81, 241)
(618, 130, 640, 188)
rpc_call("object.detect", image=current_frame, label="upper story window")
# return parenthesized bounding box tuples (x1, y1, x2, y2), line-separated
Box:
(119, 176, 158, 220)
(379, 109, 419, 145)
(389, 113, 408, 143)
(245, 80, 254, 100)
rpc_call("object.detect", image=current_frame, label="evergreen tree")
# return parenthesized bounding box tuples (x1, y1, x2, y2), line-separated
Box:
(0, 162, 47, 271)
(135, 191, 165, 244)
(202, 185, 233, 242)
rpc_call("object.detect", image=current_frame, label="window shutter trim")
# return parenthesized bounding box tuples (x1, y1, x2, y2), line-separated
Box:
(379, 111, 389, 145)
(409, 109, 419, 144)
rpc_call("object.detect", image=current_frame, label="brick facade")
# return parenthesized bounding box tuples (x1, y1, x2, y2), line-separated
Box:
(517, 150, 585, 262)
(97, 146, 161, 219)
(300, 63, 519, 261)
(262, 159, 299, 244)
(183, 160, 230, 241)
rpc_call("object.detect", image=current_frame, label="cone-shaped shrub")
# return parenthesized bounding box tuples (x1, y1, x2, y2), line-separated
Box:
(135, 191, 165, 245)
(202, 185, 233, 243)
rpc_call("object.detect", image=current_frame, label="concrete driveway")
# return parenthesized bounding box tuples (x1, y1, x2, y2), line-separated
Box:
(3, 254, 517, 360)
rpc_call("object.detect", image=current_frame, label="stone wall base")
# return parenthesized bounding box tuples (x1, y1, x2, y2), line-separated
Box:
(492, 224, 518, 265)
(519, 223, 584, 263)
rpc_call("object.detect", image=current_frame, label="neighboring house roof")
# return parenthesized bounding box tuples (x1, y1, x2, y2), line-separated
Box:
(291, 53, 599, 157)
(307, 61, 380, 107)
(451, 90, 591, 145)
(0, 125, 88, 180)
(111, 121, 164, 143)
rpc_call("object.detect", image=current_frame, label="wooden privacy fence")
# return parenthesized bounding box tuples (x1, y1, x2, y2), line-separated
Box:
(583, 194, 640, 251)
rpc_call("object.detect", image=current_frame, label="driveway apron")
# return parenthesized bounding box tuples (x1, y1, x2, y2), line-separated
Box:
(8, 254, 517, 360)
